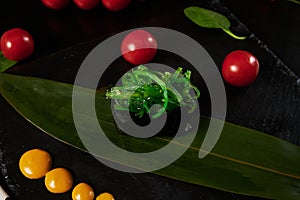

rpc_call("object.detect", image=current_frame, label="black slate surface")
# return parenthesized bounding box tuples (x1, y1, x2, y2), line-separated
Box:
(0, 0, 300, 199)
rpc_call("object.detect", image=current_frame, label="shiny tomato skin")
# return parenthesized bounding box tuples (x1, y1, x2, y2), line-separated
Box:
(1, 28, 34, 61)
(101, 0, 131, 11)
(121, 30, 157, 65)
(41, 0, 70, 9)
(73, 0, 100, 10)
(222, 50, 259, 87)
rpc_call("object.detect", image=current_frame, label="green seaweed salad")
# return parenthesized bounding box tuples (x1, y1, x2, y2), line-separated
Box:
(106, 65, 201, 119)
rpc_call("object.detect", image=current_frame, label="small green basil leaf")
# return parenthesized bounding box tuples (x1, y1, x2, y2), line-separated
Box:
(184, 6, 246, 40)
(184, 6, 230, 29)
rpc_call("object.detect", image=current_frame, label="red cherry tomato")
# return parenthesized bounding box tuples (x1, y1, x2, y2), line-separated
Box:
(1, 28, 34, 61)
(222, 50, 260, 87)
(41, 0, 70, 10)
(101, 0, 131, 11)
(121, 30, 157, 65)
(73, 0, 100, 10)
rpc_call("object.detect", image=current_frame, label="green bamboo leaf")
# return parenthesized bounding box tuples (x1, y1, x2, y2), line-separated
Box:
(1, 73, 300, 199)
(184, 7, 246, 40)
(0, 52, 17, 73)
(288, 0, 300, 5)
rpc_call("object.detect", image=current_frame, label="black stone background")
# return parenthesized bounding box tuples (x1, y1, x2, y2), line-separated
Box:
(0, 0, 299, 199)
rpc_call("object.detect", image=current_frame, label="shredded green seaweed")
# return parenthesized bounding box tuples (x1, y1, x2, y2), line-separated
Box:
(106, 65, 200, 118)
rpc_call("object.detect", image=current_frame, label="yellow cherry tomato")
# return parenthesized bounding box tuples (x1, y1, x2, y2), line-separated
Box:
(45, 168, 73, 193)
(72, 183, 94, 200)
(19, 149, 52, 179)
(96, 192, 115, 200)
